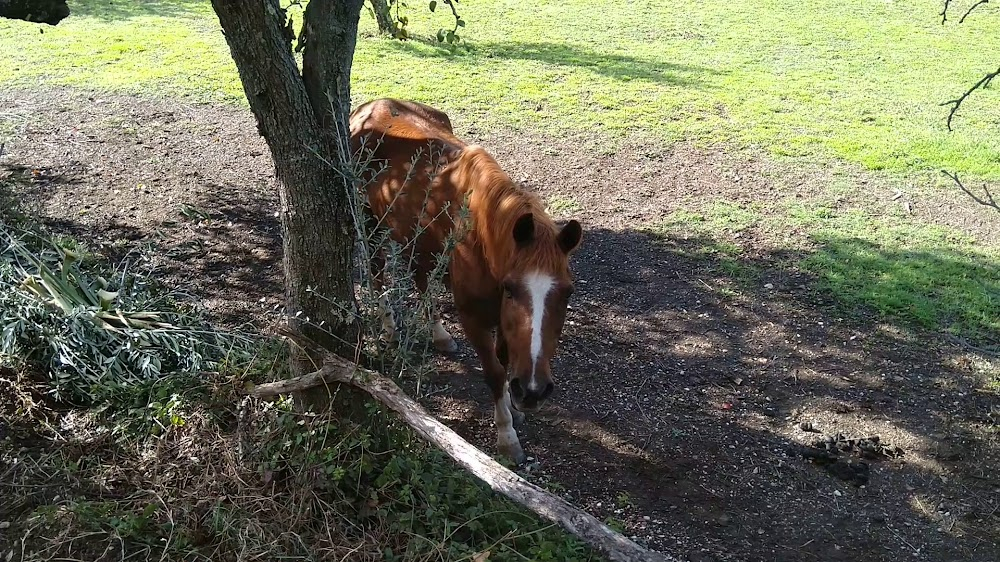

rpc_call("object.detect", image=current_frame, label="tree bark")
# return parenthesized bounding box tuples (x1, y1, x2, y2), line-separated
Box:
(209, 0, 365, 409)
(252, 352, 678, 562)
(369, 0, 397, 36)
(0, 0, 69, 24)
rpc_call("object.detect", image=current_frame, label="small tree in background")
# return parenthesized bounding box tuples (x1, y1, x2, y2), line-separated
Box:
(368, 0, 466, 44)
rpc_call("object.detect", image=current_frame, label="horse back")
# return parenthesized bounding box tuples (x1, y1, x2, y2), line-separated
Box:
(350, 99, 466, 256)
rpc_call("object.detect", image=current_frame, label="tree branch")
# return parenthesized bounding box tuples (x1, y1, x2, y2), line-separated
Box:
(941, 170, 1000, 213)
(960, 0, 990, 23)
(252, 344, 678, 562)
(0, 0, 69, 25)
(940, 66, 1000, 131)
(940, 0, 953, 23)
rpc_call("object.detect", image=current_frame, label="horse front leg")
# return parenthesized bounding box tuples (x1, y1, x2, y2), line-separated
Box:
(460, 312, 526, 464)
(495, 325, 524, 428)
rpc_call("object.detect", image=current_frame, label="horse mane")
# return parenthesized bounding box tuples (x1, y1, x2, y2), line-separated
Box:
(450, 146, 564, 280)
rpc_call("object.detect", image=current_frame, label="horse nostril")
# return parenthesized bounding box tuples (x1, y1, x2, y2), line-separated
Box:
(540, 382, 554, 401)
(509, 378, 525, 399)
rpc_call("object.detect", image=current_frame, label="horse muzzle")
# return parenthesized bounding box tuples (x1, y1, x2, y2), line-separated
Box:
(509, 376, 554, 413)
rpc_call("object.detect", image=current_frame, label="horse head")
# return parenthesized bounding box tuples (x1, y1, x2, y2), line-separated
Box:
(499, 212, 582, 413)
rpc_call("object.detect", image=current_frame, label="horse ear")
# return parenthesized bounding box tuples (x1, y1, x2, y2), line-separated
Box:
(557, 220, 583, 254)
(444, 144, 463, 163)
(512, 213, 535, 247)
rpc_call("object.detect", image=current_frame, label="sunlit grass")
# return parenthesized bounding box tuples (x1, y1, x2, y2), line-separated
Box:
(786, 204, 999, 341)
(0, 0, 998, 178)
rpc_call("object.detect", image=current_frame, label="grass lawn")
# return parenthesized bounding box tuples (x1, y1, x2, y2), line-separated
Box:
(1, 0, 998, 179)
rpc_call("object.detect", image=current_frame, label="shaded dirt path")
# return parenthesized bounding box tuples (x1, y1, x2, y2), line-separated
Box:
(2, 87, 998, 562)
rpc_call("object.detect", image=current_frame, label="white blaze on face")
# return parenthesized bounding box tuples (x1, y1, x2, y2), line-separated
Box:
(524, 271, 555, 392)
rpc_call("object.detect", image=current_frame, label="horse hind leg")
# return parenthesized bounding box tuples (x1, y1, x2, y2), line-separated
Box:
(414, 258, 458, 354)
(378, 294, 398, 344)
(370, 249, 398, 345)
(431, 310, 458, 353)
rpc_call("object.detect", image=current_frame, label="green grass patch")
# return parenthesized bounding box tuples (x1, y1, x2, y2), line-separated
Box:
(648, 201, 764, 285)
(545, 194, 581, 217)
(0, 0, 240, 101)
(648, 197, 998, 344)
(655, 201, 762, 234)
(1, 0, 998, 179)
(785, 204, 999, 343)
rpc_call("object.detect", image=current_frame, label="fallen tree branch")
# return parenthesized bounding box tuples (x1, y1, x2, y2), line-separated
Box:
(0, 0, 69, 25)
(252, 350, 678, 562)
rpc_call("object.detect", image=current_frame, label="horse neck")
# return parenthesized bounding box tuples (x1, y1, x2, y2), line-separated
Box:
(454, 148, 547, 280)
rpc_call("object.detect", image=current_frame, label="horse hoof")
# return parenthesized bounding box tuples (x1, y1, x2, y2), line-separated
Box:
(511, 408, 526, 428)
(501, 444, 527, 466)
(434, 337, 458, 354)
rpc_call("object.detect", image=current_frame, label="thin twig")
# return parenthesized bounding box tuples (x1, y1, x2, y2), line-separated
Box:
(941, 170, 1000, 214)
(941, 66, 1000, 131)
(940, 0, 953, 23)
(960, 0, 990, 23)
(945, 333, 1000, 356)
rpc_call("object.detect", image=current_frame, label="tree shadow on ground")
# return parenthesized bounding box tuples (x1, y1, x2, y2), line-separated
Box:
(426, 225, 1000, 562)
(7, 165, 284, 330)
(382, 39, 724, 89)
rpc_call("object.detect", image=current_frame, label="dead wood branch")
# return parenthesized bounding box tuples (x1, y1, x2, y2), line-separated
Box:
(960, 0, 990, 23)
(940, 0, 954, 23)
(942, 170, 1000, 213)
(251, 348, 678, 562)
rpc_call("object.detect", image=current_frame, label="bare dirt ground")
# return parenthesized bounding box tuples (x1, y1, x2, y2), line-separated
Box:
(2, 86, 998, 562)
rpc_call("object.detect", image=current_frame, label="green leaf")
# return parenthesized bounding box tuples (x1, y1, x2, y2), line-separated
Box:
(429, 1, 436, 11)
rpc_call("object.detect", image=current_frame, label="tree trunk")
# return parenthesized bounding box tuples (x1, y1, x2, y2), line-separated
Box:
(209, 0, 365, 410)
(0, 0, 69, 24)
(369, 0, 396, 36)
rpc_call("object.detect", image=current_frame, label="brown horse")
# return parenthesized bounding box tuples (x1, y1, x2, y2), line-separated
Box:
(349, 98, 582, 463)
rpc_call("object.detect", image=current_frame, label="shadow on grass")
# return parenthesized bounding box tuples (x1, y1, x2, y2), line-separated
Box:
(802, 234, 999, 345)
(382, 38, 724, 88)
(69, 0, 209, 20)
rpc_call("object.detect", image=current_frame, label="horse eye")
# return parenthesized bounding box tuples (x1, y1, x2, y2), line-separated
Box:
(502, 283, 514, 298)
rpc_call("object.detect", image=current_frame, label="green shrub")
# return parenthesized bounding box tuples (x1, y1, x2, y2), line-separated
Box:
(0, 224, 258, 404)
